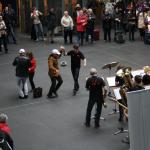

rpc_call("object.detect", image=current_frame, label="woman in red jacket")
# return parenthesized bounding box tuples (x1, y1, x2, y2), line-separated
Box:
(27, 51, 36, 91)
(76, 10, 87, 45)
(0, 113, 14, 150)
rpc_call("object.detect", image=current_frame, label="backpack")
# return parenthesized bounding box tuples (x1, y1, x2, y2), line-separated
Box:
(0, 130, 12, 150)
(116, 32, 125, 44)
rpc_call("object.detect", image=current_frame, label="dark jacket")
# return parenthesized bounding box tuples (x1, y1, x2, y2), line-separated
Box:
(87, 14, 95, 31)
(46, 12, 57, 30)
(3, 10, 16, 27)
(86, 75, 105, 102)
(12, 56, 31, 77)
(102, 14, 112, 29)
(0, 130, 14, 150)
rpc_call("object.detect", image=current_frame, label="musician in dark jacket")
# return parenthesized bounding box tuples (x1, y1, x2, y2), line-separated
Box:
(85, 68, 107, 128)
(102, 10, 112, 42)
(129, 75, 144, 91)
(13, 49, 31, 99)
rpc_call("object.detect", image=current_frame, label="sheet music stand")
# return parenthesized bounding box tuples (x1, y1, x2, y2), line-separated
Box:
(102, 62, 119, 96)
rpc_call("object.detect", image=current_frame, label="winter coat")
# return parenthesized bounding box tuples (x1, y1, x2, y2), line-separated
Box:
(46, 12, 57, 30)
(12, 56, 31, 77)
(0, 123, 11, 134)
(76, 14, 87, 32)
(28, 58, 36, 73)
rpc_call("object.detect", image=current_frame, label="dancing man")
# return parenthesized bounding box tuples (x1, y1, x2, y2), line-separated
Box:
(66, 44, 86, 95)
(47, 49, 63, 98)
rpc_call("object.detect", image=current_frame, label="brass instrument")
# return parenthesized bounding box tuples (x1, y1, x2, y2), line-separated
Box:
(116, 67, 133, 107)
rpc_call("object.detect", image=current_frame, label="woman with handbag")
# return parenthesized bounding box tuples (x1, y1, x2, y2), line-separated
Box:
(61, 11, 74, 44)
(0, 16, 8, 53)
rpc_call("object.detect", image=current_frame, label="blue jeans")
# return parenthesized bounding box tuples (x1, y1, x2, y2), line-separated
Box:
(77, 31, 84, 45)
(34, 23, 44, 40)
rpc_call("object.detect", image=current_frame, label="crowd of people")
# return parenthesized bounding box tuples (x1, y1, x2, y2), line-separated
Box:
(29, 1, 150, 45)
(0, 4, 17, 54)
(0, 1, 150, 54)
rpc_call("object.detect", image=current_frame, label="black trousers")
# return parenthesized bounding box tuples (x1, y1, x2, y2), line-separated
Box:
(129, 24, 135, 41)
(104, 28, 111, 41)
(71, 67, 80, 91)
(85, 98, 102, 126)
(29, 72, 35, 90)
(48, 74, 63, 96)
(64, 30, 73, 44)
(0, 35, 8, 52)
(86, 29, 94, 43)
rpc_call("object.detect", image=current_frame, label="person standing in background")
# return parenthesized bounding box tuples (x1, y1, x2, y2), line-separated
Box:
(138, 12, 145, 41)
(46, 8, 57, 43)
(3, 5, 17, 44)
(76, 10, 87, 45)
(61, 11, 74, 44)
(31, 7, 44, 41)
(102, 10, 112, 42)
(86, 8, 95, 43)
(0, 15, 8, 53)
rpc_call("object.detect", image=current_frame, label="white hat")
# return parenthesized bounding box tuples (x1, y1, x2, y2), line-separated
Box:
(52, 49, 60, 55)
(19, 49, 25, 54)
(90, 68, 97, 75)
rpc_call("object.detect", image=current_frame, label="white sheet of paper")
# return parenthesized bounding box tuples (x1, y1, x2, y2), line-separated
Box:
(107, 69, 144, 87)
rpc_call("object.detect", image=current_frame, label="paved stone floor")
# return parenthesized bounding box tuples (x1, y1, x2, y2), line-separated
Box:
(0, 32, 149, 150)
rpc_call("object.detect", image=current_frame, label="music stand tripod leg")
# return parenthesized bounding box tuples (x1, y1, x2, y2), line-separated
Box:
(113, 127, 128, 135)
(108, 102, 119, 115)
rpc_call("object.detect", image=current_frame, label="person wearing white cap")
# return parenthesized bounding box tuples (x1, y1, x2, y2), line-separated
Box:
(47, 49, 63, 98)
(85, 68, 107, 128)
(12, 49, 31, 99)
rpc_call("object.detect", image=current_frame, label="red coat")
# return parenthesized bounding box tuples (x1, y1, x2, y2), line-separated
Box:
(76, 14, 87, 32)
(28, 58, 36, 73)
(0, 123, 11, 134)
